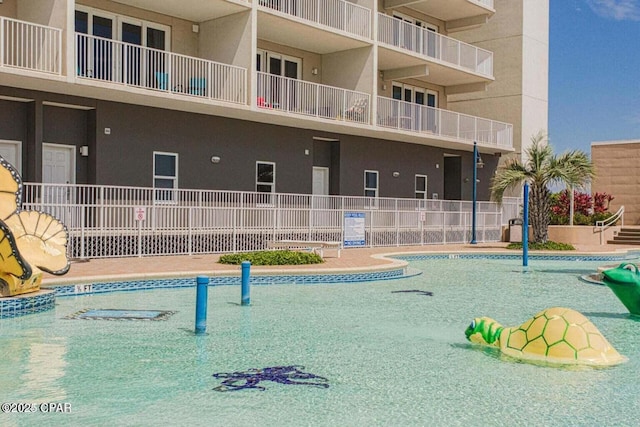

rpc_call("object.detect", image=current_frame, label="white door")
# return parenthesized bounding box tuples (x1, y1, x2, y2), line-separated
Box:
(42, 144, 76, 225)
(0, 140, 22, 174)
(312, 167, 329, 196)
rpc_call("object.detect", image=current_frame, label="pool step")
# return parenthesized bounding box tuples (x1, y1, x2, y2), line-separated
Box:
(607, 227, 640, 245)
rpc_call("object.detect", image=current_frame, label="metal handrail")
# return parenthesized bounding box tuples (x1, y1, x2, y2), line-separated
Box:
(596, 206, 624, 245)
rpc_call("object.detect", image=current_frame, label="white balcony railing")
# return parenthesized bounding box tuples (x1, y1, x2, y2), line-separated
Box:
(0, 17, 61, 74)
(257, 71, 370, 125)
(377, 97, 512, 148)
(378, 14, 493, 77)
(476, 0, 495, 9)
(76, 33, 247, 104)
(259, 0, 371, 39)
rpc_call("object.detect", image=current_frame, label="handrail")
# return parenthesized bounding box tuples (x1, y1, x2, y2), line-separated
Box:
(596, 206, 624, 245)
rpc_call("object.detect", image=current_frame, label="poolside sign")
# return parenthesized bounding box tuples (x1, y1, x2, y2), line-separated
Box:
(344, 212, 366, 247)
(134, 207, 146, 222)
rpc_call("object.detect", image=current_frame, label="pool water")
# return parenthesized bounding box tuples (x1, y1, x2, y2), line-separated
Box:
(1, 258, 639, 426)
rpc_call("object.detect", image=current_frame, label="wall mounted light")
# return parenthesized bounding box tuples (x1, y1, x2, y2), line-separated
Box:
(392, 171, 400, 178)
(311, 67, 318, 75)
(210, 156, 221, 164)
(80, 146, 89, 156)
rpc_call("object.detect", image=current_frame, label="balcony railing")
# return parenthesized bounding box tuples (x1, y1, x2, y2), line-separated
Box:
(377, 97, 512, 148)
(259, 0, 371, 39)
(0, 17, 61, 74)
(257, 71, 370, 125)
(476, 0, 494, 9)
(378, 14, 493, 77)
(76, 33, 247, 104)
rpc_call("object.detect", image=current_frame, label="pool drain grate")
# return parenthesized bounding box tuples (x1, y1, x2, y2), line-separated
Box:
(391, 289, 434, 296)
(65, 309, 176, 321)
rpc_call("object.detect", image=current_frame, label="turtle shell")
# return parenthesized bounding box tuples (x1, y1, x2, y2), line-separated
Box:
(499, 307, 626, 366)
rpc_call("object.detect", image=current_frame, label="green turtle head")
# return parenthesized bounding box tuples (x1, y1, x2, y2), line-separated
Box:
(602, 263, 640, 287)
(465, 317, 503, 347)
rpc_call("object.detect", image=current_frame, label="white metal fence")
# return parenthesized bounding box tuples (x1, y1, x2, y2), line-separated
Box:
(377, 97, 512, 147)
(21, 183, 521, 259)
(378, 13, 493, 77)
(76, 33, 247, 104)
(0, 17, 61, 74)
(259, 0, 371, 38)
(257, 72, 370, 124)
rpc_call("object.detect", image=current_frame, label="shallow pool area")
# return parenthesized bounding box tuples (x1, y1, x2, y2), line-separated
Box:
(1, 256, 639, 426)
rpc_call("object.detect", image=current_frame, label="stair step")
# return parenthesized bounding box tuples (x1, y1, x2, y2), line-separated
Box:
(607, 239, 640, 245)
(613, 235, 640, 240)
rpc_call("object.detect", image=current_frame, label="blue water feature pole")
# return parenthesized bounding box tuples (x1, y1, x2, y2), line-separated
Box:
(522, 182, 529, 267)
(195, 276, 209, 335)
(241, 261, 251, 306)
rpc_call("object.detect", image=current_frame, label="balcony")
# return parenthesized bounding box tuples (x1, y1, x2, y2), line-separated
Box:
(257, 72, 370, 125)
(110, 0, 251, 22)
(383, 0, 494, 23)
(377, 97, 512, 148)
(378, 14, 492, 86)
(0, 17, 61, 75)
(76, 33, 246, 105)
(257, 0, 372, 54)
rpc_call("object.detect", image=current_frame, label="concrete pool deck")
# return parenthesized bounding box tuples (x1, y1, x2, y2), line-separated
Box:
(41, 242, 640, 285)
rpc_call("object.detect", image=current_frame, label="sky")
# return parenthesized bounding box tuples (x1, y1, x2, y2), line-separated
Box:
(548, 0, 640, 155)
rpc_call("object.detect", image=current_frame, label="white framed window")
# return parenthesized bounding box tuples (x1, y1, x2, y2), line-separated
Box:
(415, 174, 428, 199)
(256, 161, 276, 193)
(256, 49, 301, 79)
(364, 170, 378, 198)
(153, 151, 178, 202)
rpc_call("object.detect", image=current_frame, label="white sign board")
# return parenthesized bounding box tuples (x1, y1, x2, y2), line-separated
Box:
(134, 206, 146, 222)
(344, 212, 366, 247)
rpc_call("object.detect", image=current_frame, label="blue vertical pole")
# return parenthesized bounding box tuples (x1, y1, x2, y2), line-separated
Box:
(241, 261, 251, 306)
(523, 182, 529, 267)
(195, 276, 209, 335)
(471, 141, 478, 244)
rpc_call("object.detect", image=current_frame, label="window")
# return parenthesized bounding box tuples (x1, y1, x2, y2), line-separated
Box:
(415, 174, 428, 199)
(364, 170, 378, 197)
(256, 161, 275, 193)
(153, 152, 178, 202)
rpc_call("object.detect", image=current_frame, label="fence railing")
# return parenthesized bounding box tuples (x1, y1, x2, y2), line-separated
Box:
(378, 13, 493, 77)
(377, 97, 513, 148)
(1, 17, 62, 74)
(21, 183, 520, 259)
(259, 0, 371, 39)
(76, 33, 247, 104)
(257, 71, 370, 124)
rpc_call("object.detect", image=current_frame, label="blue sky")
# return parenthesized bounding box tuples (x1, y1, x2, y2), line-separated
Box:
(549, 0, 640, 155)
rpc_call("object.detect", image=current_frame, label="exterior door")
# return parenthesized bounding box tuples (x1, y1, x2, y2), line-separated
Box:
(0, 140, 21, 174)
(312, 167, 329, 195)
(42, 144, 76, 216)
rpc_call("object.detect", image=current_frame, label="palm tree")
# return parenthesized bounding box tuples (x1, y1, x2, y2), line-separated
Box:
(491, 132, 595, 243)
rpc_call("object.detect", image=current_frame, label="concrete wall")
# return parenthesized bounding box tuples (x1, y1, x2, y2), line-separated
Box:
(322, 46, 374, 93)
(592, 141, 640, 225)
(200, 11, 252, 69)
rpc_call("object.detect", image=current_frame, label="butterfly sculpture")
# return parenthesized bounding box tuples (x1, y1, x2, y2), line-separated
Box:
(0, 156, 69, 297)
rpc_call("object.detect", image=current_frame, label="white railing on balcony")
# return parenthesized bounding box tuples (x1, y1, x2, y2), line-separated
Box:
(377, 97, 512, 148)
(22, 183, 516, 259)
(475, 0, 494, 9)
(76, 33, 246, 104)
(259, 0, 371, 39)
(378, 14, 493, 77)
(0, 17, 61, 74)
(257, 71, 370, 124)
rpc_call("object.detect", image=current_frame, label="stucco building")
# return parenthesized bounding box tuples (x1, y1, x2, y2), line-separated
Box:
(592, 139, 640, 225)
(0, 0, 548, 201)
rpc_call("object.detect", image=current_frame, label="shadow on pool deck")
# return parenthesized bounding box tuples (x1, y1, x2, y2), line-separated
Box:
(42, 243, 640, 285)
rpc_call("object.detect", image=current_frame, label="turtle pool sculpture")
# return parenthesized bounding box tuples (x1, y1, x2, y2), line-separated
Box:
(465, 307, 627, 367)
(601, 263, 640, 316)
(0, 156, 69, 297)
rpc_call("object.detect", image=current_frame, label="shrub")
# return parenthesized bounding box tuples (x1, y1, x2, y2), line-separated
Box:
(218, 250, 324, 266)
(507, 241, 575, 251)
(550, 190, 615, 225)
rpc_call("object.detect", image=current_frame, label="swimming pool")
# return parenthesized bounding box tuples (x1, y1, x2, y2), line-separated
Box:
(1, 256, 639, 426)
